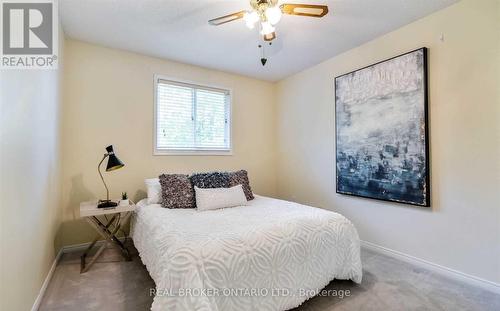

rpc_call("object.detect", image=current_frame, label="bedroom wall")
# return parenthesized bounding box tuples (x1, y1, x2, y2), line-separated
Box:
(275, 0, 500, 285)
(60, 40, 277, 246)
(0, 27, 65, 310)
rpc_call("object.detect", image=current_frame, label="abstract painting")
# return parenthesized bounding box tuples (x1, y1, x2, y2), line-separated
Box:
(335, 48, 429, 207)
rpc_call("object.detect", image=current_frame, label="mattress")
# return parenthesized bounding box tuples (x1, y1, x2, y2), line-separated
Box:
(131, 195, 362, 311)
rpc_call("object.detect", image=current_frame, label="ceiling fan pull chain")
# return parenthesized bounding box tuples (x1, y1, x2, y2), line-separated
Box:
(259, 44, 267, 66)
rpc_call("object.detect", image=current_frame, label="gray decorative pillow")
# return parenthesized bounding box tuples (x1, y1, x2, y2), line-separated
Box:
(159, 174, 195, 209)
(190, 172, 230, 189)
(228, 170, 254, 200)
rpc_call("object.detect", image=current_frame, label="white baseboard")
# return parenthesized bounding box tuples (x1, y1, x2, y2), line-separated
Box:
(31, 237, 129, 311)
(31, 248, 63, 311)
(61, 237, 127, 253)
(361, 240, 500, 294)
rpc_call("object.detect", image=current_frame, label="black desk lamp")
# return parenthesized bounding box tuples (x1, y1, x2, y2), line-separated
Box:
(98, 145, 124, 208)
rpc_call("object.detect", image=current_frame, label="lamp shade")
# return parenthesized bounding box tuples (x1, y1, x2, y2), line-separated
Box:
(105, 145, 124, 171)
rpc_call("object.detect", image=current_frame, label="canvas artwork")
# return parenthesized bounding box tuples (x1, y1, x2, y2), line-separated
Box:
(335, 48, 429, 207)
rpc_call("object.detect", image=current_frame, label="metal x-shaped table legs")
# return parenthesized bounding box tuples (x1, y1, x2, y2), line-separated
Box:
(80, 212, 132, 273)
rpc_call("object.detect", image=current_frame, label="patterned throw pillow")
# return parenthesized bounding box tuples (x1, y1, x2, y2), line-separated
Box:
(159, 174, 195, 209)
(189, 172, 230, 189)
(228, 170, 254, 200)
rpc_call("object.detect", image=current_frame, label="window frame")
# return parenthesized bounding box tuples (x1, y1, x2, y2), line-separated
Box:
(153, 74, 233, 156)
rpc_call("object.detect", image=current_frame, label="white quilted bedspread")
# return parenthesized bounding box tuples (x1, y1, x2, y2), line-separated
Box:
(131, 195, 362, 311)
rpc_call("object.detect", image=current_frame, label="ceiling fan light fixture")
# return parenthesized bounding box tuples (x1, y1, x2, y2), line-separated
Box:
(243, 11, 259, 29)
(260, 21, 275, 35)
(265, 6, 282, 25)
(209, 1, 329, 47)
(245, 20, 255, 29)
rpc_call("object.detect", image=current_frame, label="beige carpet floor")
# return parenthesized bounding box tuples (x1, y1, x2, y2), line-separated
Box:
(39, 241, 500, 311)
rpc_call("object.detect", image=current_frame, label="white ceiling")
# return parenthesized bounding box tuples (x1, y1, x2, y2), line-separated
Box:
(59, 0, 457, 81)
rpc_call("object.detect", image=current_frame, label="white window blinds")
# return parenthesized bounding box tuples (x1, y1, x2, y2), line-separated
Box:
(155, 78, 231, 154)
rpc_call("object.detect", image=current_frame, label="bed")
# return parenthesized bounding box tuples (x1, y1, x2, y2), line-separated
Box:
(131, 195, 362, 311)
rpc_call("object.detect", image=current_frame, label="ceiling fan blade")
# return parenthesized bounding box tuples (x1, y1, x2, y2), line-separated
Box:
(280, 4, 329, 17)
(208, 10, 246, 26)
(263, 32, 276, 41)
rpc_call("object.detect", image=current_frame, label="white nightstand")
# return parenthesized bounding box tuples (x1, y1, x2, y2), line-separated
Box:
(79, 200, 136, 273)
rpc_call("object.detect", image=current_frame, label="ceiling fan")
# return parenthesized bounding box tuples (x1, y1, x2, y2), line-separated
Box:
(208, 0, 329, 42)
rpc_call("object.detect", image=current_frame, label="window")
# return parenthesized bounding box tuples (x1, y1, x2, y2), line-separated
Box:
(154, 76, 231, 155)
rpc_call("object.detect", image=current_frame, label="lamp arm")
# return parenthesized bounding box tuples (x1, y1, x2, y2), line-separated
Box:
(98, 154, 110, 202)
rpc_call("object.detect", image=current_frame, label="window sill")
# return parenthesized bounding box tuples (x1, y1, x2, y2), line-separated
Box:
(153, 149, 233, 156)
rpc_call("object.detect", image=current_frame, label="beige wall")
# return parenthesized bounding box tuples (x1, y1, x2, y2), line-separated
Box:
(275, 0, 500, 284)
(0, 29, 65, 310)
(60, 40, 278, 246)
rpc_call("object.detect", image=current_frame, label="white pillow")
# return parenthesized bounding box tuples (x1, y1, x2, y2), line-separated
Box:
(195, 185, 247, 211)
(145, 178, 161, 204)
